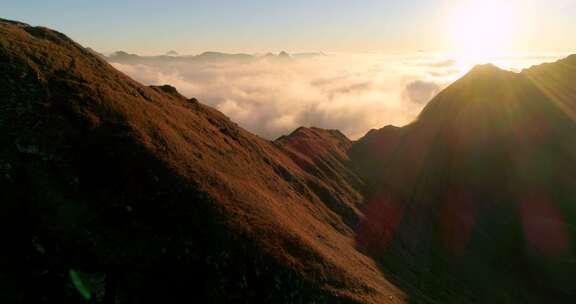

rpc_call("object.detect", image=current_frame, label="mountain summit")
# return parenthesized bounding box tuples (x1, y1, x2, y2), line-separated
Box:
(353, 51, 576, 303)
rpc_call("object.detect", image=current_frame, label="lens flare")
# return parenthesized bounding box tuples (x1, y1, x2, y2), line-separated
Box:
(449, 0, 517, 64)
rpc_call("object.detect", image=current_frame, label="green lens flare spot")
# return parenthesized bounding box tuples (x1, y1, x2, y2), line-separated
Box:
(69, 269, 92, 300)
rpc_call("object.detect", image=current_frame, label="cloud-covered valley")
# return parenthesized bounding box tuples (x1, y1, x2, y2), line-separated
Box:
(109, 52, 563, 139)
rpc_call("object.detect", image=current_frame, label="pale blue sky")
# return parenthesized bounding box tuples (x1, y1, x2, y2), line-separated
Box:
(2, 0, 575, 54)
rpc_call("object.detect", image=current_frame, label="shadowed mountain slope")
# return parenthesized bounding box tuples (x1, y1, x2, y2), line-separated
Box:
(0, 18, 401, 303)
(352, 59, 576, 303)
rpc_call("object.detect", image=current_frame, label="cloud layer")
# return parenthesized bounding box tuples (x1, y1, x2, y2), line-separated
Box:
(110, 52, 561, 139)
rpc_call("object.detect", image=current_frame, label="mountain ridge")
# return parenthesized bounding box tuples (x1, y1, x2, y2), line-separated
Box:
(3, 17, 576, 303)
(106, 50, 326, 64)
(0, 18, 401, 303)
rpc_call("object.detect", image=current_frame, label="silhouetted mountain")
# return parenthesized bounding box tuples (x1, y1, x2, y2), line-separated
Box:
(350, 125, 406, 182)
(260, 51, 294, 63)
(3, 17, 576, 304)
(352, 58, 576, 303)
(105, 50, 325, 65)
(109, 50, 140, 61)
(292, 52, 327, 59)
(106, 50, 259, 64)
(195, 51, 255, 62)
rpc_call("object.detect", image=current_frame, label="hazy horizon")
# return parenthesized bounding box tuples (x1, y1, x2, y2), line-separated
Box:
(108, 51, 571, 139)
(3, 0, 575, 55)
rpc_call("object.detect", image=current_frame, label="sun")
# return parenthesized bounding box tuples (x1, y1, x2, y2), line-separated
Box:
(449, 0, 517, 64)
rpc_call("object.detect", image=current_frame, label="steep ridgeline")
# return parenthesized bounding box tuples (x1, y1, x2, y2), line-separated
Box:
(351, 58, 576, 303)
(0, 19, 401, 303)
(275, 127, 365, 228)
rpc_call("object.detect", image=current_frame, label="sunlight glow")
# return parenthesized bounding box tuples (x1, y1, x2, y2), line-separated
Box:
(449, 0, 518, 64)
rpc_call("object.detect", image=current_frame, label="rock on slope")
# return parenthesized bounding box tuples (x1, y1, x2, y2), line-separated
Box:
(0, 19, 401, 303)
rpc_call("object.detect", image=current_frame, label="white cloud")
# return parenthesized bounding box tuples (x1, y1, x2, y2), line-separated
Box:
(403, 80, 441, 105)
(111, 54, 463, 139)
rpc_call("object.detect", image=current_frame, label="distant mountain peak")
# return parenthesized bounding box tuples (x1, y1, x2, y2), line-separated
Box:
(463, 63, 514, 79)
(109, 50, 139, 59)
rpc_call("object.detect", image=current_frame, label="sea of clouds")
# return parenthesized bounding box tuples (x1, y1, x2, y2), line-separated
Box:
(110, 52, 566, 139)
